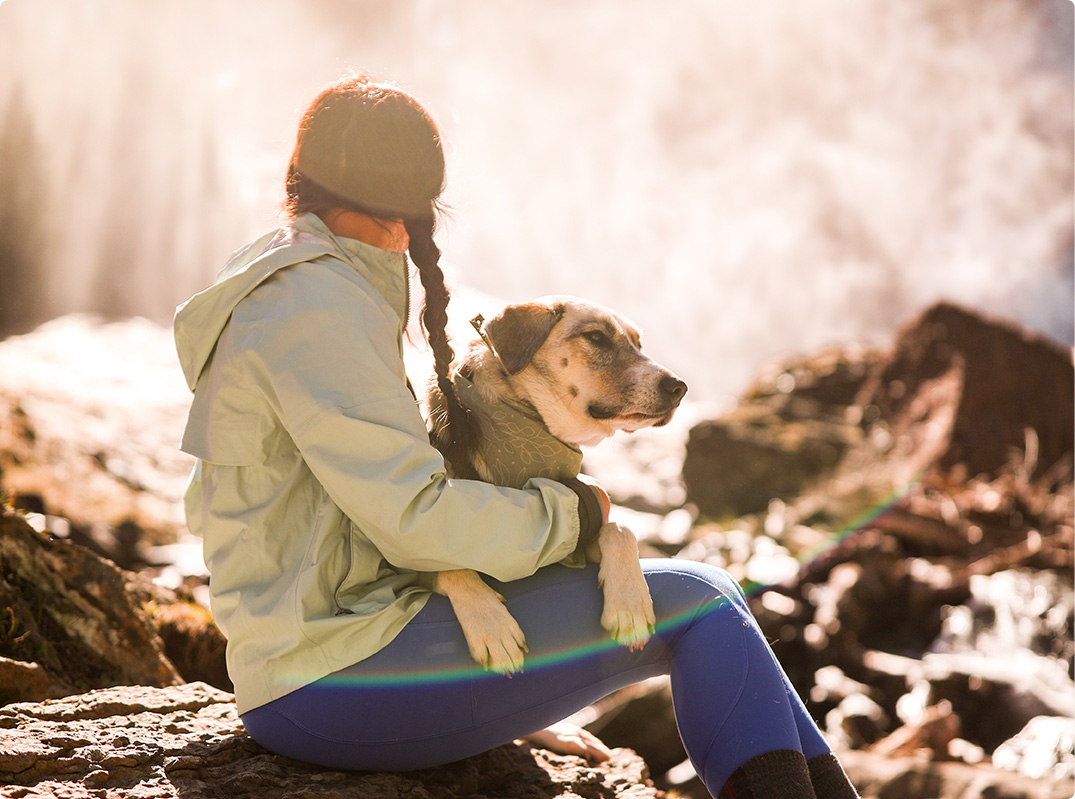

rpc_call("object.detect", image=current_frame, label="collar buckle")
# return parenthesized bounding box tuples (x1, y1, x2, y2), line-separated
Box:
(470, 314, 502, 365)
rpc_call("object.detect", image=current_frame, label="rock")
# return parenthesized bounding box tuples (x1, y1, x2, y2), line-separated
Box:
(0, 659, 49, 707)
(826, 693, 891, 751)
(0, 316, 195, 557)
(0, 509, 181, 701)
(868, 701, 960, 759)
(682, 302, 1074, 525)
(682, 415, 856, 519)
(128, 575, 232, 693)
(839, 748, 1074, 799)
(855, 301, 1074, 482)
(790, 558, 1075, 760)
(681, 346, 878, 519)
(0, 506, 233, 698)
(746, 345, 885, 416)
(0, 682, 664, 798)
(992, 715, 1075, 782)
(571, 677, 686, 786)
(798, 532, 972, 661)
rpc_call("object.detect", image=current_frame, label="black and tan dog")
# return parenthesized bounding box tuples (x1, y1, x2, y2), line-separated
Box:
(428, 295, 687, 673)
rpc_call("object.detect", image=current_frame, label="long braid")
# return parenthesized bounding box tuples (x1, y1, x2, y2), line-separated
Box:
(284, 75, 467, 468)
(405, 216, 476, 477)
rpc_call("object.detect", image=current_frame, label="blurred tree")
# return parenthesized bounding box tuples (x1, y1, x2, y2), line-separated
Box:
(0, 88, 49, 338)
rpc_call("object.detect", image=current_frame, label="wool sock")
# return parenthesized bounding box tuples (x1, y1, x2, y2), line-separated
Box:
(807, 752, 860, 798)
(716, 749, 816, 799)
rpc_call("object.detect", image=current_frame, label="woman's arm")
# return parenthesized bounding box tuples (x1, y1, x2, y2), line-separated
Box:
(238, 261, 583, 581)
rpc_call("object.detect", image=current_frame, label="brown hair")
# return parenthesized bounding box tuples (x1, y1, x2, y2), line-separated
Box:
(284, 73, 472, 469)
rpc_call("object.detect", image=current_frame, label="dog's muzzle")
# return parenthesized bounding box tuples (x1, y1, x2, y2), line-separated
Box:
(587, 374, 688, 424)
(660, 375, 688, 403)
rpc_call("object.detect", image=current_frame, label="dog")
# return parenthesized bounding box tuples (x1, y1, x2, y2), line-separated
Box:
(427, 295, 687, 673)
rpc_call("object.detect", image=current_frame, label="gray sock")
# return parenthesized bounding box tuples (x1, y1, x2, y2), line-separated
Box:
(807, 752, 860, 799)
(716, 749, 817, 799)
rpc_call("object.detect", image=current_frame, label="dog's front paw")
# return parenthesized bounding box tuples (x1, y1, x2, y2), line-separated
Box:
(596, 523, 656, 651)
(477, 617, 529, 675)
(601, 583, 656, 651)
(457, 597, 529, 674)
(436, 569, 528, 674)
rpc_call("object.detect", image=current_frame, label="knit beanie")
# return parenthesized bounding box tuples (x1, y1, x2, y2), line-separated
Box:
(292, 76, 445, 219)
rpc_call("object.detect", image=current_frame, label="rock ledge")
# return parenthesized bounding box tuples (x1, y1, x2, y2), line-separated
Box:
(0, 682, 662, 798)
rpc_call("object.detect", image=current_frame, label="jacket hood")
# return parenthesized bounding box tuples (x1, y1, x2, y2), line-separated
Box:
(174, 215, 351, 391)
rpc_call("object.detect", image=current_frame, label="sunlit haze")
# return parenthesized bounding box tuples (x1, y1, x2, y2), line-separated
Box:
(0, 0, 1071, 402)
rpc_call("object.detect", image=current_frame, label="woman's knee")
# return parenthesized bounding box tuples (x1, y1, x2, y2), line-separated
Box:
(643, 558, 745, 599)
(641, 559, 750, 627)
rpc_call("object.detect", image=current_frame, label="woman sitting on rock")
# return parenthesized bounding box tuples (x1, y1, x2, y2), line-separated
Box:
(173, 72, 859, 799)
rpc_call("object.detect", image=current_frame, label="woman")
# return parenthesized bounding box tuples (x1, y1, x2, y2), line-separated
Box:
(174, 73, 858, 799)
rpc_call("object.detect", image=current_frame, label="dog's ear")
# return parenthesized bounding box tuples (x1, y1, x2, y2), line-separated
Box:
(484, 301, 565, 374)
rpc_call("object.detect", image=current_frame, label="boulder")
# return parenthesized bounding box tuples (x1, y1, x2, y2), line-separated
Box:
(0, 510, 181, 702)
(838, 748, 1074, 799)
(0, 682, 664, 799)
(682, 346, 876, 519)
(855, 301, 1074, 482)
(0, 508, 230, 700)
(0, 506, 661, 798)
(992, 715, 1075, 782)
(681, 302, 1074, 521)
(0, 316, 196, 562)
(682, 414, 856, 519)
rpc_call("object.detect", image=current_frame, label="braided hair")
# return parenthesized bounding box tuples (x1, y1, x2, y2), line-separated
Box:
(404, 215, 477, 475)
(283, 73, 473, 471)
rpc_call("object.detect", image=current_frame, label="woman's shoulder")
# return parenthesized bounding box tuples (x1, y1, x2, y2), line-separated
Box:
(237, 259, 387, 335)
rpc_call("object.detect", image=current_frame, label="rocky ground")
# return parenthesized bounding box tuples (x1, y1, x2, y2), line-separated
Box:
(0, 302, 1071, 799)
(0, 678, 660, 799)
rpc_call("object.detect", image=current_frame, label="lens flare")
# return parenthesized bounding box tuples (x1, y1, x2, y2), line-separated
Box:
(741, 478, 920, 600)
(281, 480, 918, 693)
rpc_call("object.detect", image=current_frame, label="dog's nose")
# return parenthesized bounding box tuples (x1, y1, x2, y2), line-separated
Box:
(660, 375, 688, 402)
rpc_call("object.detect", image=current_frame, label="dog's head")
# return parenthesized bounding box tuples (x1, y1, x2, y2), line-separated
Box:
(477, 295, 687, 447)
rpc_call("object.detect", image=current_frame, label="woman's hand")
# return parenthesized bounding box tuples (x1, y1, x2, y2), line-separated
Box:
(523, 721, 613, 762)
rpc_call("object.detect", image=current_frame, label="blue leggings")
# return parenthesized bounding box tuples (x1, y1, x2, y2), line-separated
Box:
(241, 560, 830, 793)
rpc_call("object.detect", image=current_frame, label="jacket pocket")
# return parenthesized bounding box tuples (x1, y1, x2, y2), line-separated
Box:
(333, 521, 413, 617)
(181, 416, 260, 466)
(332, 517, 358, 615)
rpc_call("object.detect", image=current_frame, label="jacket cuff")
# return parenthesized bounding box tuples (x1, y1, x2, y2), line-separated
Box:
(560, 477, 605, 553)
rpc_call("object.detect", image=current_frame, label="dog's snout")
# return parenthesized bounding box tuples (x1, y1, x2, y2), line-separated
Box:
(660, 375, 688, 402)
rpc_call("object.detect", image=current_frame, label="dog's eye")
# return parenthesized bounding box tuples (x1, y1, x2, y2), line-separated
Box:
(582, 330, 612, 348)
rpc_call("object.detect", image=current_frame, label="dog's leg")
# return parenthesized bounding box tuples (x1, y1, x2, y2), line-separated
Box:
(591, 523, 656, 650)
(433, 569, 528, 674)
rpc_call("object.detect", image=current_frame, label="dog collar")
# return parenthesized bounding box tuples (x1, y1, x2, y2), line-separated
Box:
(470, 313, 502, 365)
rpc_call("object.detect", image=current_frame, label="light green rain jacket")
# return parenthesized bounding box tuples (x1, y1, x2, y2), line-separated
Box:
(174, 213, 582, 715)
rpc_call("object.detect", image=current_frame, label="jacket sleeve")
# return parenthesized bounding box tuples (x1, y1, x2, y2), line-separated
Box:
(236, 261, 582, 581)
